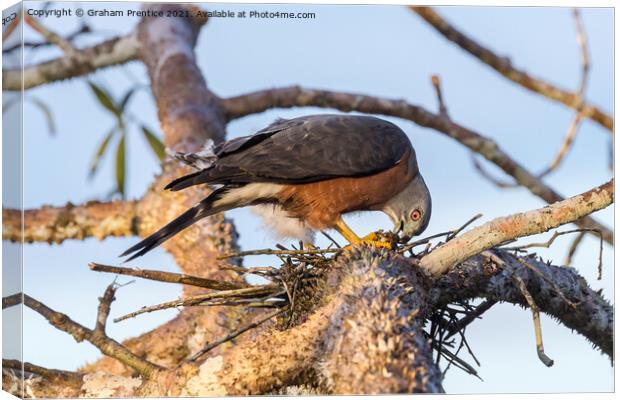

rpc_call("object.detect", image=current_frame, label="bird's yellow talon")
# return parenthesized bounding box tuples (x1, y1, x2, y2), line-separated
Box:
(361, 232, 380, 241)
(343, 239, 393, 251)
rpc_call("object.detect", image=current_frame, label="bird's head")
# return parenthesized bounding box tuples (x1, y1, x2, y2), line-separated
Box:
(382, 174, 432, 242)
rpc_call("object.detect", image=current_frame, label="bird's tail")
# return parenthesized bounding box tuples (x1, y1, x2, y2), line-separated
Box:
(120, 187, 228, 262)
(164, 170, 209, 192)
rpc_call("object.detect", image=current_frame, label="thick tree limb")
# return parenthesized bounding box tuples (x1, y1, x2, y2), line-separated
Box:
(3, 200, 139, 244)
(156, 249, 441, 396)
(430, 249, 613, 357)
(137, 4, 224, 152)
(410, 6, 613, 132)
(420, 179, 613, 275)
(3, 33, 140, 91)
(221, 86, 612, 245)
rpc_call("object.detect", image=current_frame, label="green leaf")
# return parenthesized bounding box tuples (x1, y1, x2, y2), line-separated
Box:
(118, 87, 136, 113)
(27, 97, 57, 135)
(88, 81, 120, 118)
(88, 126, 117, 179)
(115, 135, 126, 198)
(141, 126, 166, 161)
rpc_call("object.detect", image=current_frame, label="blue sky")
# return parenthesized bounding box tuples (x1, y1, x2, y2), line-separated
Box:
(2, 2, 614, 393)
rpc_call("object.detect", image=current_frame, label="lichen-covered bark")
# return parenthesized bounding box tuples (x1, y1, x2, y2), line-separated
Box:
(420, 179, 614, 275)
(156, 249, 441, 396)
(3, 200, 139, 244)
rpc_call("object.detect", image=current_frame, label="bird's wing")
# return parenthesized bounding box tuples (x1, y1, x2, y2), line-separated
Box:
(166, 114, 415, 190)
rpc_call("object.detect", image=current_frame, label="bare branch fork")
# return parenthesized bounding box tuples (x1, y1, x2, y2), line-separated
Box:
(3, 284, 163, 379)
(410, 6, 613, 132)
(470, 8, 592, 186)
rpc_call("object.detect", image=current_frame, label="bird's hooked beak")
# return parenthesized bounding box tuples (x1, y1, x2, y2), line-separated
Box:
(391, 220, 411, 244)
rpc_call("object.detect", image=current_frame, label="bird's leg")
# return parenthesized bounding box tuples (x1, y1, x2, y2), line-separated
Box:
(334, 218, 392, 250)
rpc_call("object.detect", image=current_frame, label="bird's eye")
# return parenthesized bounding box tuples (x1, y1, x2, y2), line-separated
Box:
(410, 209, 422, 221)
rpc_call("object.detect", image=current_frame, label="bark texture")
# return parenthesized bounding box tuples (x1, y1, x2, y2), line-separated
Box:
(3, 200, 139, 244)
(420, 179, 614, 275)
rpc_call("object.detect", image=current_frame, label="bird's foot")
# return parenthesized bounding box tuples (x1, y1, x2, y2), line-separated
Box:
(344, 231, 394, 250)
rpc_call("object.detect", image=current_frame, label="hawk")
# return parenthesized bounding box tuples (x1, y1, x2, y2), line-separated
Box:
(121, 114, 431, 261)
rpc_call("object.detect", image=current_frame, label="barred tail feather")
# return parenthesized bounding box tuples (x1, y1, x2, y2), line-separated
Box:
(120, 188, 227, 261)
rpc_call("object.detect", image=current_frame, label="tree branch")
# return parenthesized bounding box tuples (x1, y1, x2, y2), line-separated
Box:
(2, 359, 84, 385)
(22, 292, 163, 379)
(3, 200, 140, 244)
(2, 33, 140, 91)
(89, 262, 246, 291)
(419, 179, 613, 275)
(410, 6, 613, 132)
(137, 4, 224, 152)
(2, 293, 22, 309)
(430, 249, 613, 357)
(221, 86, 612, 245)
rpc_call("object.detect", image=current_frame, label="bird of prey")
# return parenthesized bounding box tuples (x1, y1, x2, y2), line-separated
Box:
(121, 114, 431, 261)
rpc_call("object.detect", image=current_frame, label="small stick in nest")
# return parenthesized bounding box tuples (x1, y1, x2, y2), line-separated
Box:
(89, 262, 246, 290)
(218, 247, 340, 259)
(114, 284, 280, 322)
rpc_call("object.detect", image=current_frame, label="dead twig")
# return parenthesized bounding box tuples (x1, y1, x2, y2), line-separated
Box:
(445, 300, 497, 340)
(410, 6, 612, 132)
(502, 228, 603, 280)
(24, 13, 76, 55)
(321, 231, 342, 248)
(431, 74, 449, 117)
(513, 275, 554, 367)
(22, 293, 163, 378)
(218, 247, 339, 259)
(114, 284, 280, 322)
(564, 231, 586, 266)
(446, 213, 483, 241)
(89, 262, 246, 290)
(536, 9, 590, 179)
(94, 282, 117, 335)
